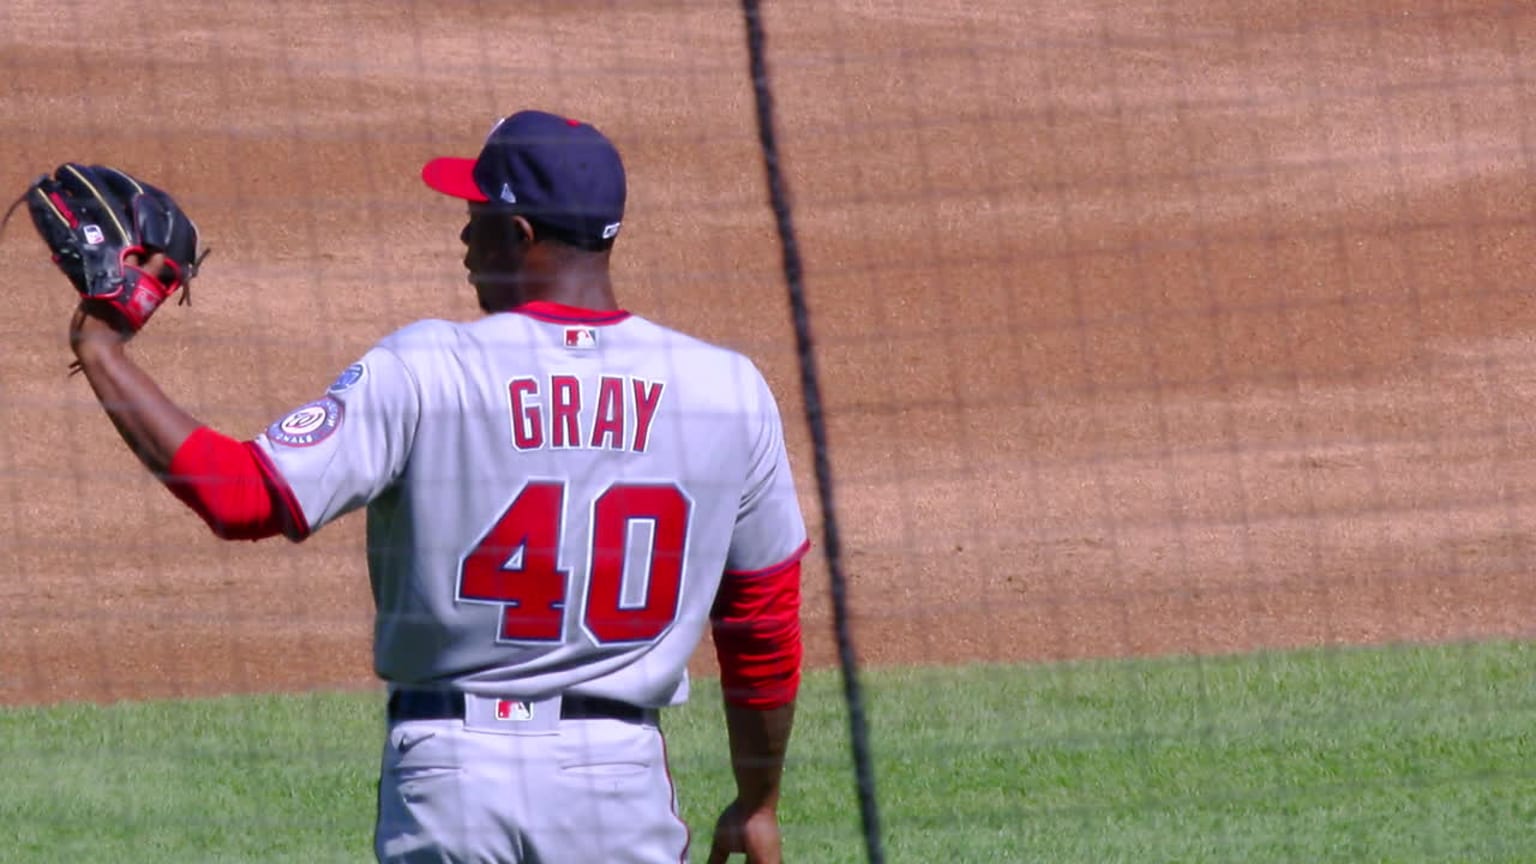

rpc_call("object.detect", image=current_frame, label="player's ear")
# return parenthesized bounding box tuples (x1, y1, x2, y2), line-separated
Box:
(510, 215, 536, 246)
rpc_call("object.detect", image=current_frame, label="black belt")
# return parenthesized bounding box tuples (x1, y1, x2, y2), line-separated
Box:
(388, 690, 650, 724)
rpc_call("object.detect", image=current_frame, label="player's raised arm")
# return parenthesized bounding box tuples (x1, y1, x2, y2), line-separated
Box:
(69, 293, 302, 542)
(24, 164, 297, 542)
(25, 163, 345, 543)
(69, 302, 200, 473)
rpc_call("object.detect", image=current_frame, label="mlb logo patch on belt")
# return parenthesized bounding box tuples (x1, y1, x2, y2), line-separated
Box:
(494, 699, 534, 722)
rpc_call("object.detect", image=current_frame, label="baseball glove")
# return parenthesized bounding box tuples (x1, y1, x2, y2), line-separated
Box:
(17, 163, 206, 332)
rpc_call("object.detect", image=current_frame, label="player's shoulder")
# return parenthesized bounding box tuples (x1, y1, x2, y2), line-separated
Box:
(367, 318, 492, 368)
(627, 314, 777, 403)
(627, 314, 756, 365)
(375, 318, 465, 351)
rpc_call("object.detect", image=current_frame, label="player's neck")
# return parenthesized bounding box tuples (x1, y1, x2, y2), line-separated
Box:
(514, 273, 614, 312)
(522, 287, 617, 312)
(519, 249, 619, 311)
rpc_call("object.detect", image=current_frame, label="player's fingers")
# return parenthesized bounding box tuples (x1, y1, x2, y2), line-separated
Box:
(126, 250, 179, 288)
(705, 818, 737, 864)
(126, 250, 166, 270)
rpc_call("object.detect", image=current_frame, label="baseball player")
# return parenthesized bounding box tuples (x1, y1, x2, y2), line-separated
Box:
(57, 111, 808, 863)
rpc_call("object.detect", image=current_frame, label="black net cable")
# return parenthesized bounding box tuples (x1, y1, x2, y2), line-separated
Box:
(738, 3, 886, 862)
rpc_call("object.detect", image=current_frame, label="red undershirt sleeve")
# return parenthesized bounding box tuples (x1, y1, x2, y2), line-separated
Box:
(163, 426, 308, 541)
(710, 544, 808, 710)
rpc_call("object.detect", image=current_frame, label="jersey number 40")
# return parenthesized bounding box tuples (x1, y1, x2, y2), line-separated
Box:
(458, 481, 691, 645)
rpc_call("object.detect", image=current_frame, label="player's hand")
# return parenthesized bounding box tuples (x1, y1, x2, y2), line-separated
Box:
(68, 251, 164, 337)
(67, 252, 167, 372)
(705, 799, 782, 864)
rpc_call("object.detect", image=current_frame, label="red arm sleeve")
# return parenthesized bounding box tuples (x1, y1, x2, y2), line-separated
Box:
(710, 543, 808, 710)
(163, 426, 308, 541)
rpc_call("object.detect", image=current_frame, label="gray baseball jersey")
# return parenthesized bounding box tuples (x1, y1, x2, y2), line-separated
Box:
(254, 303, 807, 708)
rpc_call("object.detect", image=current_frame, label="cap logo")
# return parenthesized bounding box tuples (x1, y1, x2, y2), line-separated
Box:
(602, 221, 621, 240)
(499, 183, 518, 204)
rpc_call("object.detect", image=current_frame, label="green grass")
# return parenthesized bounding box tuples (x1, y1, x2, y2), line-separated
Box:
(2, 641, 1532, 862)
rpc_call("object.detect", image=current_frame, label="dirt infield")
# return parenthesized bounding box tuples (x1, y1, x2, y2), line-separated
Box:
(2, 1, 1534, 705)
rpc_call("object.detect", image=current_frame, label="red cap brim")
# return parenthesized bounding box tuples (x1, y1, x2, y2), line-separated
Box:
(421, 157, 488, 201)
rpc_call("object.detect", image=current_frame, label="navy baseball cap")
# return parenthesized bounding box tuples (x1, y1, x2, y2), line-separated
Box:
(422, 110, 625, 250)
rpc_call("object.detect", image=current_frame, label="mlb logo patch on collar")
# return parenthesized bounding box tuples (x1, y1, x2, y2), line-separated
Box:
(564, 327, 597, 349)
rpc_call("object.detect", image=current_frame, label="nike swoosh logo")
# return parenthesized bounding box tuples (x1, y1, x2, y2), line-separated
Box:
(396, 732, 436, 755)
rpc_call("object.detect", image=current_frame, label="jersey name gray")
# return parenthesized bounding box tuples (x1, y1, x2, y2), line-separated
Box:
(509, 374, 663, 452)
